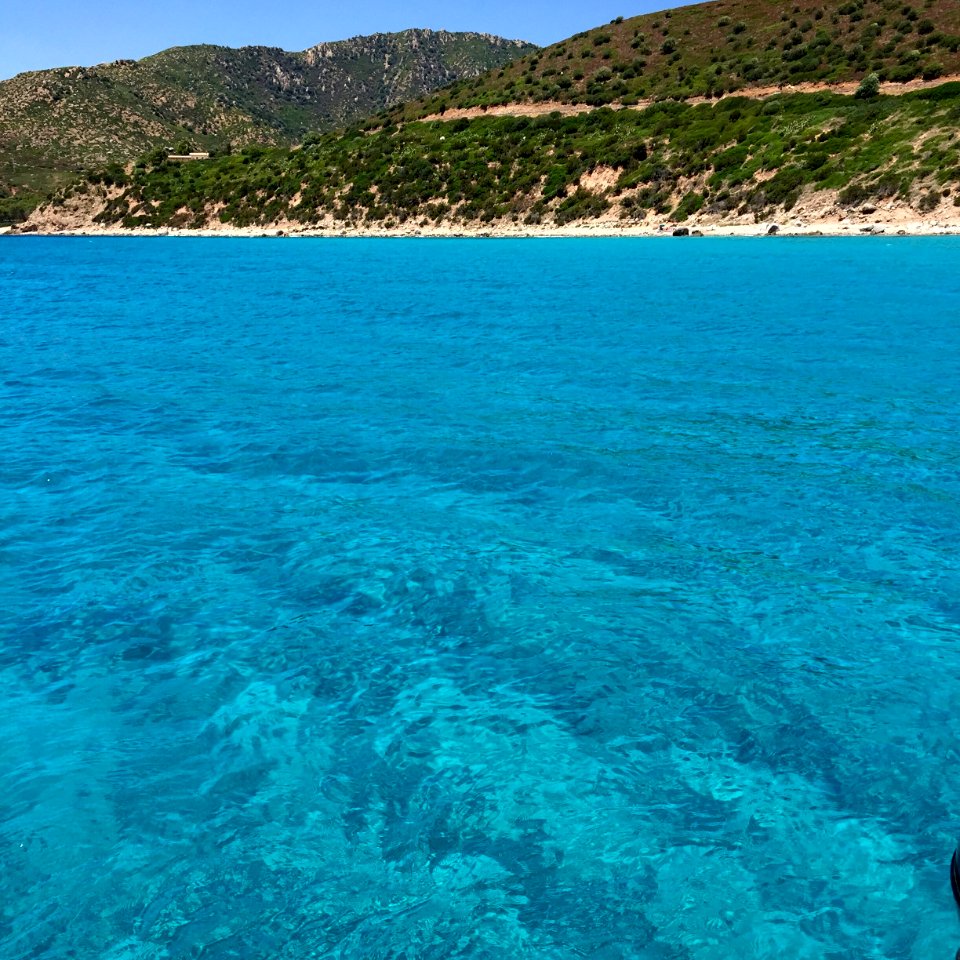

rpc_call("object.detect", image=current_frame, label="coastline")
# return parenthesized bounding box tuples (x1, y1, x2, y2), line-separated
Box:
(6, 219, 960, 238)
(9, 187, 960, 240)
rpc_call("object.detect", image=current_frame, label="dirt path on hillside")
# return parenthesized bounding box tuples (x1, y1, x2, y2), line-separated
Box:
(420, 73, 960, 122)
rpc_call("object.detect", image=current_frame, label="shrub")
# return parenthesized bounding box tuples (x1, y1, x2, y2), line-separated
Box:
(0, 198, 30, 224)
(854, 72, 881, 98)
(838, 181, 872, 205)
(554, 188, 610, 225)
(917, 188, 940, 212)
(542, 164, 569, 199)
(673, 190, 705, 220)
(872, 174, 901, 198)
(762, 166, 805, 206)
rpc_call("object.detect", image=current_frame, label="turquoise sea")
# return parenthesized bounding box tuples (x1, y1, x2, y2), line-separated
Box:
(2, 237, 960, 959)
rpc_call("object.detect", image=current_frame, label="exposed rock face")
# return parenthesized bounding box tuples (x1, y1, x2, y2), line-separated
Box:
(0, 29, 537, 196)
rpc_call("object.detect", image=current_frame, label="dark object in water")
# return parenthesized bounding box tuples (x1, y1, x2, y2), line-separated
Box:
(951, 847, 960, 907)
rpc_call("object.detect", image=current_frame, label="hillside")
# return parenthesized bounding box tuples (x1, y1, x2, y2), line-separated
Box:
(391, 0, 960, 120)
(18, 0, 960, 236)
(0, 30, 536, 209)
(30, 82, 960, 235)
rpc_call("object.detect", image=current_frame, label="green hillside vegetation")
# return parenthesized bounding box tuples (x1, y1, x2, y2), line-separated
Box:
(392, 0, 960, 120)
(69, 83, 960, 230)
(0, 30, 536, 220)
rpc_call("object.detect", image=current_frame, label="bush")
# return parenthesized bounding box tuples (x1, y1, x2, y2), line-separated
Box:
(0, 198, 31, 224)
(838, 181, 872, 206)
(673, 190, 705, 220)
(854, 72, 881, 98)
(917, 188, 940, 212)
(872, 174, 902, 198)
(762, 166, 805, 207)
(554, 188, 610, 225)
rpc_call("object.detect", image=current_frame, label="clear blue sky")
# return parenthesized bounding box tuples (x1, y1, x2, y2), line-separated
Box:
(1, 0, 702, 81)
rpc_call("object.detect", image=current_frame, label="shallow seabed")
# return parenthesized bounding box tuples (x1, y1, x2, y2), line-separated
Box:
(2, 237, 960, 959)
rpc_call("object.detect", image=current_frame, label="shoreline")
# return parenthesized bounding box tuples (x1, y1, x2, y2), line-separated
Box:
(5, 220, 960, 238)
(9, 190, 960, 240)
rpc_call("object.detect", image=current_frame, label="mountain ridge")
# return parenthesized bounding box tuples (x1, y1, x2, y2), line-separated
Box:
(0, 29, 536, 205)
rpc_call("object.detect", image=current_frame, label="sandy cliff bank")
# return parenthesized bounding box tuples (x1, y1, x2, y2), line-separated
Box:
(13, 194, 960, 237)
(12, 188, 960, 239)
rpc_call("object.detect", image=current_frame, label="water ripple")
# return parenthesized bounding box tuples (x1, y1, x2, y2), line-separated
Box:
(2, 237, 960, 959)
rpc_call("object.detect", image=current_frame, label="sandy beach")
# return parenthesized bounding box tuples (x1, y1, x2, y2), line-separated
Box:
(8, 216, 960, 238)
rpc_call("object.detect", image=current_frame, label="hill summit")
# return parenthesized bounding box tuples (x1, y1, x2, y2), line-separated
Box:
(0, 29, 537, 200)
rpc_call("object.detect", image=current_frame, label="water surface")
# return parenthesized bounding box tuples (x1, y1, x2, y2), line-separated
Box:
(2, 237, 959, 959)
